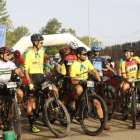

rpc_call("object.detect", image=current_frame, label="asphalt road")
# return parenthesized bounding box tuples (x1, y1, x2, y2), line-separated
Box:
(20, 108, 140, 140)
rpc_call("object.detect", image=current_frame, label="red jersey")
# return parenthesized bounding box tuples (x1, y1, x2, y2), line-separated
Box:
(18, 57, 24, 66)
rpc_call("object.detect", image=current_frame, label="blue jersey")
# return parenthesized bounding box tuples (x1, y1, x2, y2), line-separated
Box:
(89, 56, 107, 76)
(119, 58, 125, 66)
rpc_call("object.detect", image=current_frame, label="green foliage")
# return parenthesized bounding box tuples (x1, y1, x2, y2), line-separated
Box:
(40, 18, 62, 35)
(13, 26, 30, 41)
(78, 36, 102, 47)
(0, 0, 9, 24)
(66, 28, 77, 37)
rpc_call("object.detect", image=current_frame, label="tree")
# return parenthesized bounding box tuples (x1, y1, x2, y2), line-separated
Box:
(0, 0, 9, 24)
(78, 36, 102, 47)
(13, 26, 30, 41)
(66, 28, 77, 37)
(40, 18, 62, 35)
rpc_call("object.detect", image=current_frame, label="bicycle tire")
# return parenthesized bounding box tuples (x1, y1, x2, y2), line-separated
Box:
(9, 99, 21, 140)
(80, 94, 108, 136)
(44, 97, 70, 138)
(102, 88, 115, 120)
(132, 90, 136, 129)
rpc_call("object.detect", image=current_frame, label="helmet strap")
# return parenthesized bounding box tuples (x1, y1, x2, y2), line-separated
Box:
(0, 54, 7, 62)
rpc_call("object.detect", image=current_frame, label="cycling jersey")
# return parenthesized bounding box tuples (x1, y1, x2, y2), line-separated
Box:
(58, 58, 66, 75)
(24, 49, 44, 74)
(89, 56, 107, 76)
(119, 56, 139, 66)
(10, 57, 19, 68)
(70, 60, 95, 80)
(121, 57, 140, 78)
(58, 53, 77, 76)
(18, 57, 24, 66)
(0, 60, 17, 84)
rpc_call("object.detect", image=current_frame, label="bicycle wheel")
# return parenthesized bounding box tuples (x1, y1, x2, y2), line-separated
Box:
(9, 99, 21, 140)
(132, 90, 136, 129)
(44, 97, 70, 138)
(102, 88, 115, 120)
(80, 94, 108, 136)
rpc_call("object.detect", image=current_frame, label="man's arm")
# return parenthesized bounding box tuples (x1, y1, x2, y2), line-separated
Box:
(92, 69, 101, 81)
(106, 65, 116, 74)
(14, 68, 25, 78)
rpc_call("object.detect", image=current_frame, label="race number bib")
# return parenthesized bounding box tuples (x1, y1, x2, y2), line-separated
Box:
(7, 82, 17, 88)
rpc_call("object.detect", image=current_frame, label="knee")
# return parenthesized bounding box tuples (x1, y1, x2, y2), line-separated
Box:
(16, 89, 23, 98)
(122, 83, 130, 91)
(74, 86, 83, 95)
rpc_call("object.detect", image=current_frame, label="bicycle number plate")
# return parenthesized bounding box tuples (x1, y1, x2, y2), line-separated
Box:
(7, 82, 17, 88)
(87, 81, 94, 87)
(41, 82, 49, 90)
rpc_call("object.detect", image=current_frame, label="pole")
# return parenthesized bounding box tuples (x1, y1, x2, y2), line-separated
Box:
(88, 0, 91, 48)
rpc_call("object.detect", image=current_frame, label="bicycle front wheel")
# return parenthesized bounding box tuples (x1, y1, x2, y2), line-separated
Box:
(44, 97, 70, 138)
(9, 99, 21, 140)
(80, 94, 108, 136)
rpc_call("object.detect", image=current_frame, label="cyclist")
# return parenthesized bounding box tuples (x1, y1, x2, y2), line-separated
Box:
(69, 47, 110, 130)
(9, 47, 19, 67)
(89, 44, 117, 77)
(120, 46, 140, 95)
(58, 47, 70, 75)
(56, 41, 78, 76)
(24, 34, 59, 133)
(0, 47, 27, 137)
(14, 50, 24, 72)
(87, 50, 93, 59)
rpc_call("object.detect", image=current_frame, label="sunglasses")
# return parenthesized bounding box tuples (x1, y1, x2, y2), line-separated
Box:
(39, 42, 43, 44)
(81, 53, 87, 56)
(5, 53, 10, 56)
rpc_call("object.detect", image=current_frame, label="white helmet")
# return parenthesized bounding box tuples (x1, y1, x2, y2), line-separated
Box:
(55, 53, 60, 59)
(68, 41, 78, 50)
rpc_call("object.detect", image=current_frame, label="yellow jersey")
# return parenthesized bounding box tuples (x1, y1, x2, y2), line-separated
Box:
(24, 49, 44, 74)
(58, 58, 66, 75)
(70, 60, 95, 80)
(121, 57, 140, 78)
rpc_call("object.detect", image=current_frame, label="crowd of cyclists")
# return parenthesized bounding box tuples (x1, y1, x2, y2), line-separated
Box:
(0, 33, 140, 139)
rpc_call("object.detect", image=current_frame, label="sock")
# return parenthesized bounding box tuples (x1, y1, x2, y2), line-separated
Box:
(28, 115, 34, 128)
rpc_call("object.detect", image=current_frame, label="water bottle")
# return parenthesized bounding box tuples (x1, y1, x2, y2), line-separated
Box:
(128, 96, 132, 108)
(136, 93, 139, 108)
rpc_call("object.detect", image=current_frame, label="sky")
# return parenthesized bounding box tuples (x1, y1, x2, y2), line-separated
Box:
(6, 0, 140, 47)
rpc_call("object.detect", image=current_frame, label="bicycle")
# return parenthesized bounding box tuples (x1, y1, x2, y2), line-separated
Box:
(33, 79, 70, 138)
(59, 77, 108, 136)
(89, 74, 115, 120)
(1, 81, 23, 140)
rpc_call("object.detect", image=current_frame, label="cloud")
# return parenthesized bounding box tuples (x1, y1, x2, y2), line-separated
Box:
(95, 0, 140, 5)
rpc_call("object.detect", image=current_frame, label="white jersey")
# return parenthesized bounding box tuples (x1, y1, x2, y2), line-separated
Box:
(0, 60, 17, 84)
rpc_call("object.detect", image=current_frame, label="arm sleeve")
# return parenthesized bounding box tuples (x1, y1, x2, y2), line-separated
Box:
(119, 58, 124, 66)
(121, 61, 126, 77)
(69, 64, 76, 78)
(45, 62, 52, 69)
(101, 58, 107, 66)
(24, 54, 29, 70)
(20, 58, 24, 65)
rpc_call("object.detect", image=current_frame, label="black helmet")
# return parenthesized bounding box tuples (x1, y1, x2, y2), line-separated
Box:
(123, 46, 134, 52)
(87, 51, 93, 56)
(75, 47, 87, 55)
(31, 34, 44, 42)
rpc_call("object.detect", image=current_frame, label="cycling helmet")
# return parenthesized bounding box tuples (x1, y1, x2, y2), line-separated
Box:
(31, 34, 44, 42)
(0, 46, 11, 54)
(75, 47, 87, 55)
(92, 44, 101, 51)
(14, 50, 21, 58)
(87, 51, 93, 57)
(68, 41, 78, 50)
(123, 46, 134, 52)
(59, 47, 70, 56)
(55, 53, 60, 59)
(9, 47, 14, 54)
